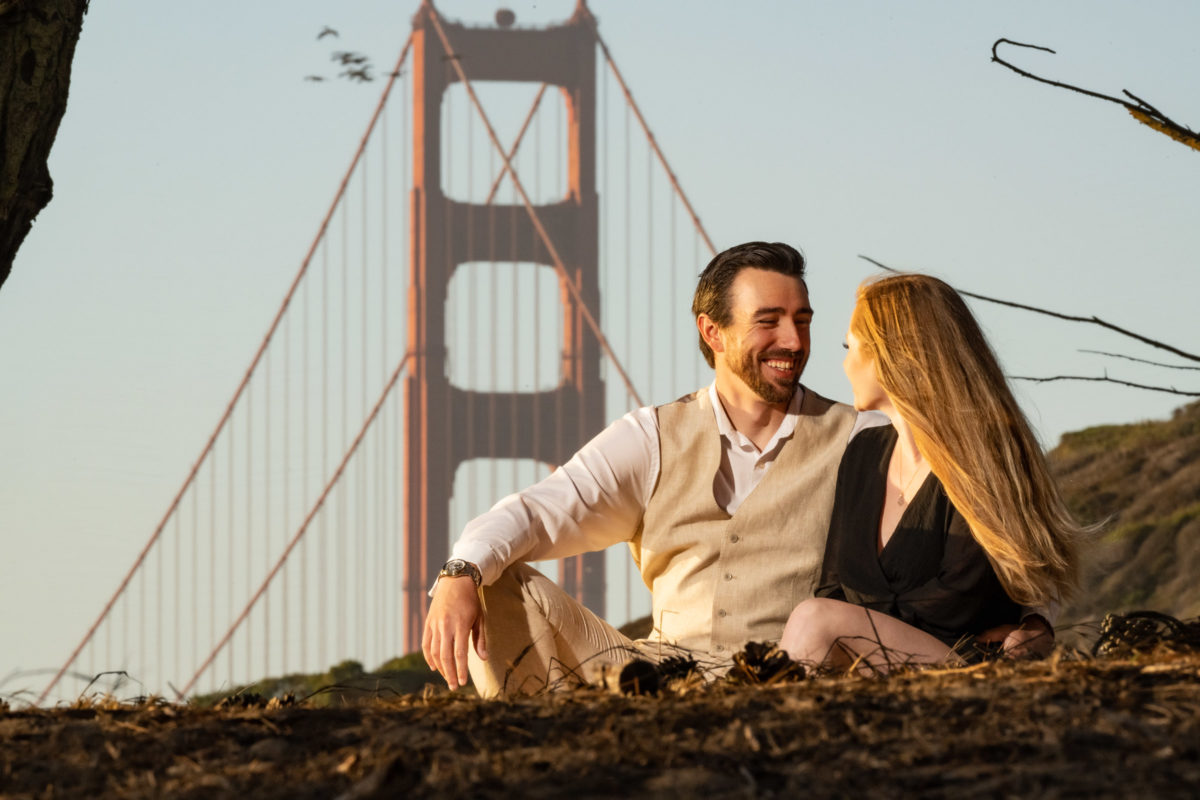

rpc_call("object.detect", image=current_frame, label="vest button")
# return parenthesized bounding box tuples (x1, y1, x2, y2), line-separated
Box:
(730, 534, 740, 543)
(714, 644, 725, 652)
(724, 573, 733, 581)
(718, 609, 728, 618)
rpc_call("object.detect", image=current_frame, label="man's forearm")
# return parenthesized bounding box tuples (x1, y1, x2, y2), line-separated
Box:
(437, 408, 660, 589)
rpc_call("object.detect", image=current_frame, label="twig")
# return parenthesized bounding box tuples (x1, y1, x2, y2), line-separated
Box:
(79, 671, 145, 701)
(502, 640, 539, 695)
(1080, 349, 1200, 371)
(991, 38, 1200, 152)
(864, 606, 894, 674)
(1010, 374, 1200, 397)
(858, 255, 1200, 364)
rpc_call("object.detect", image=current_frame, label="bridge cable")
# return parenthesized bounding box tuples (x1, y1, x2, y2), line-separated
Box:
(359, 144, 370, 663)
(485, 84, 548, 205)
(264, 331, 272, 680)
(402, 68, 412, 653)
(582, 9, 716, 258)
(301, 243, 309, 678)
(646, 133, 654, 404)
(36, 34, 416, 705)
(537, 95, 547, 513)
(179, 353, 417, 698)
(623, 89, 631, 412)
(428, 11, 644, 409)
(378, 95, 389, 666)
(209, 446, 215, 690)
(465, 77, 477, 556)
(338, 178, 349, 664)
(670, 167, 677, 405)
(282, 294, 290, 676)
(319, 229, 329, 674)
(246, 376, 254, 681)
(487, 122, 496, 515)
(444, 59, 457, 597)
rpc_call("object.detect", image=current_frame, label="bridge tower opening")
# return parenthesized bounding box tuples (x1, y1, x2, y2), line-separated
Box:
(404, 1, 606, 651)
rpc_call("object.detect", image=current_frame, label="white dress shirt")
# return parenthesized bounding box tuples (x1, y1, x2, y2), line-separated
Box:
(450, 384, 887, 586)
(445, 383, 1051, 626)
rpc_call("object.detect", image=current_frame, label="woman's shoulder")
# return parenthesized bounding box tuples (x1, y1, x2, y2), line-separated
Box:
(846, 419, 895, 453)
(838, 420, 894, 478)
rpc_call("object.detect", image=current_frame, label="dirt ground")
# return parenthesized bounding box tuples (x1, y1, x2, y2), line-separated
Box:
(3, 648, 1200, 799)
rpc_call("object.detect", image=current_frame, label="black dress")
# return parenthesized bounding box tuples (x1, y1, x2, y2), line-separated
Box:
(816, 424, 1021, 648)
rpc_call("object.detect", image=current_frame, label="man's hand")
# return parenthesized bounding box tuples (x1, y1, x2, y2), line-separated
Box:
(422, 576, 488, 690)
(976, 615, 1055, 659)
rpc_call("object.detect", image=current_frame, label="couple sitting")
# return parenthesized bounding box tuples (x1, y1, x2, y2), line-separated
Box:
(424, 241, 1083, 696)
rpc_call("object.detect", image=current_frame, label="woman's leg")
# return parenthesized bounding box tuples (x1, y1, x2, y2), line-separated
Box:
(780, 597, 958, 672)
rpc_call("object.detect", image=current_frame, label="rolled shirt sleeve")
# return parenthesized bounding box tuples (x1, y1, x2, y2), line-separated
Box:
(447, 408, 660, 587)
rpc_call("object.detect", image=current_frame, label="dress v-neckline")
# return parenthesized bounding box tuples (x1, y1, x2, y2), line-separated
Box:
(875, 429, 932, 558)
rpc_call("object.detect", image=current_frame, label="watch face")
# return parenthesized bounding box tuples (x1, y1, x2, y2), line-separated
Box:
(441, 559, 479, 584)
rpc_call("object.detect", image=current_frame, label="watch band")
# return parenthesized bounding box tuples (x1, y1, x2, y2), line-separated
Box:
(439, 558, 482, 587)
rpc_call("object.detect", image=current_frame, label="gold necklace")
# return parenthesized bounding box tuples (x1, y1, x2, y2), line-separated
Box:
(895, 459, 927, 506)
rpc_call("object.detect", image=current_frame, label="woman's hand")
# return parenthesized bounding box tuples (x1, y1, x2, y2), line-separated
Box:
(976, 615, 1054, 658)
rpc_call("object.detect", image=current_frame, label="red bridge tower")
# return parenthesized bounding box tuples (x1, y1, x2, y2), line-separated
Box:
(404, 2, 606, 652)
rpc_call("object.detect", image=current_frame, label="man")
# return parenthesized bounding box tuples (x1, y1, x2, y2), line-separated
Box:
(423, 241, 1048, 696)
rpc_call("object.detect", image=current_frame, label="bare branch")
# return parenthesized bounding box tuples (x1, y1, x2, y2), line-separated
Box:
(858, 255, 1200, 364)
(991, 38, 1200, 153)
(1079, 349, 1200, 372)
(992, 39, 1125, 107)
(1009, 374, 1200, 397)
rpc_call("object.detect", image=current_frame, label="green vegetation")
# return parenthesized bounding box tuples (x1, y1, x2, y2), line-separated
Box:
(191, 654, 441, 707)
(1055, 400, 1200, 456)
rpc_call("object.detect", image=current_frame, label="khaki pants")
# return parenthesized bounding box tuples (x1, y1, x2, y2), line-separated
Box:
(467, 563, 656, 698)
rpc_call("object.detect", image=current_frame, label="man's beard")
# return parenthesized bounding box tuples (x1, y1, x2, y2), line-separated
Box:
(730, 347, 804, 405)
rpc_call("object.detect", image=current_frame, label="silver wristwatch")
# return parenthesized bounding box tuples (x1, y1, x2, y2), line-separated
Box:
(439, 558, 482, 587)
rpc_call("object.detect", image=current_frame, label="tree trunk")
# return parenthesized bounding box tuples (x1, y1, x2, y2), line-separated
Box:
(0, 0, 87, 291)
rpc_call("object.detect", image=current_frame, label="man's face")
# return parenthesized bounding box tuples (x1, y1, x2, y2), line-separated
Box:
(714, 268, 812, 405)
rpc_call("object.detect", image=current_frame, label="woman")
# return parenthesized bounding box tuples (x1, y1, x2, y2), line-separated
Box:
(780, 274, 1084, 670)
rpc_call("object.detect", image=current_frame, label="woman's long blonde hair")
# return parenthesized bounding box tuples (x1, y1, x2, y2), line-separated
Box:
(852, 274, 1082, 606)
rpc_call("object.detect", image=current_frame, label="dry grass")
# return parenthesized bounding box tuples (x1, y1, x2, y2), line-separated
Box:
(3, 641, 1200, 799)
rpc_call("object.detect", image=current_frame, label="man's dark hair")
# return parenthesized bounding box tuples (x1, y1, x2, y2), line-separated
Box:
(692, 241, 807, 367)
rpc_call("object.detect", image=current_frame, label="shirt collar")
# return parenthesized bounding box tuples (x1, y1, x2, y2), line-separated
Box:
(708, 382, 805, 455)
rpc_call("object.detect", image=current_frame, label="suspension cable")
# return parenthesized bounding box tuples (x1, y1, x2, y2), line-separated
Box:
(428, 11, 644, 409)
(179, 353, 415, 698)
(582, 10, 716, 258)
(37, 34, 416, 707)
(485, 83, 549, 204)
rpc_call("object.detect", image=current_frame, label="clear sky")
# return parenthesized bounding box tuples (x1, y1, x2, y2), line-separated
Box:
(3, 1, 1198, 701)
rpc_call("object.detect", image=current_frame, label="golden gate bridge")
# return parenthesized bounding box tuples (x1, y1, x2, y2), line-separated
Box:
(40, 0, 718, 703)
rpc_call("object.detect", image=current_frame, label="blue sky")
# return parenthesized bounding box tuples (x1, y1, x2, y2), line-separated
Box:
(3, 1, 1198, 700)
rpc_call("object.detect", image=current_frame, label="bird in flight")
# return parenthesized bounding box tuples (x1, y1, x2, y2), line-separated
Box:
(332, 51, 370, 66)
(318, 26, 338, 40)
(341, 67, 374, 83)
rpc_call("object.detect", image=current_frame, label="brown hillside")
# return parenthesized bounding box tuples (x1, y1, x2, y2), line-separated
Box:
(1050, 399, 1200, 626)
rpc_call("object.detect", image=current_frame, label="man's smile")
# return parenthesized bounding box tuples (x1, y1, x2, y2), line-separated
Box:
(761, 350, 803, 376)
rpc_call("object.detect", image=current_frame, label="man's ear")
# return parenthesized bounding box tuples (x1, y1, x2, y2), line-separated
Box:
(697, 314, 725, 356)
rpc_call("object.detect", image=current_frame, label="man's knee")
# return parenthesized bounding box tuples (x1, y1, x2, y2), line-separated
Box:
(470, 562, 630, 697)
(480, 562, 593, 634)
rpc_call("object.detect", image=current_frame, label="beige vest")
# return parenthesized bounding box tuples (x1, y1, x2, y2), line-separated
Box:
(632, 387, 855, 654)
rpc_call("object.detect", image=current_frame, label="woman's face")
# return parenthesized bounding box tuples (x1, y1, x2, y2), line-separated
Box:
(843, 324, 889, 413)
